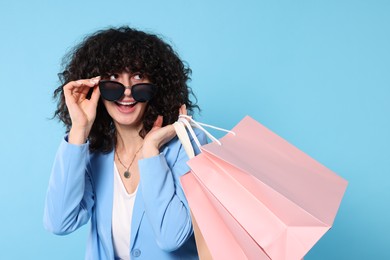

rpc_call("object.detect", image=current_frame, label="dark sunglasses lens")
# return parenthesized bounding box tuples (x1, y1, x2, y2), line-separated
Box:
(132, 83, 158, 102)
(99, 81, 124, 101)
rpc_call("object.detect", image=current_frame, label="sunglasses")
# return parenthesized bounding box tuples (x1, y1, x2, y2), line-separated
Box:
(99, 80, 157, 102)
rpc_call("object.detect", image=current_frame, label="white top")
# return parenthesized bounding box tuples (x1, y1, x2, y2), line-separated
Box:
(112, 163, 138, 260)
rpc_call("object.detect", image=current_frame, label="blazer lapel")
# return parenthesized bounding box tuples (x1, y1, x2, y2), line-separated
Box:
(130, 145, 170, 250)
(93, 150, 115, 258)
(130, 184, 145, 250)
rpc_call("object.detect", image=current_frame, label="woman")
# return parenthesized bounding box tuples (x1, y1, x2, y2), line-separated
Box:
(44, 26, 206, 260)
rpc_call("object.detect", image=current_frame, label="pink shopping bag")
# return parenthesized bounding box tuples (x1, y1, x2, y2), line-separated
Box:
(177, 116, 348, 260)
(181, 171, 270, 260)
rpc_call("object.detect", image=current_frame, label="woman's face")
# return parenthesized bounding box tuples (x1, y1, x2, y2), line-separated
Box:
(102, 71, 150, 129)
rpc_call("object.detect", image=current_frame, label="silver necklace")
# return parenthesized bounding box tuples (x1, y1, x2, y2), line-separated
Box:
(115, 145, 143, 178)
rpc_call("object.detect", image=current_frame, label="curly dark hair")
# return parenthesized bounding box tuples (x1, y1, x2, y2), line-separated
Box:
(53, 26, 199, 153)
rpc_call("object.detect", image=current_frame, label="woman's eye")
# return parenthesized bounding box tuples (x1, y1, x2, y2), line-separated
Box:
(109, 74, 117, 80)
(132, 73, 143, 81)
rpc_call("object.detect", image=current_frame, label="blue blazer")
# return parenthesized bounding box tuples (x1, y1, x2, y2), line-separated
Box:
(44, 129, 206, 259)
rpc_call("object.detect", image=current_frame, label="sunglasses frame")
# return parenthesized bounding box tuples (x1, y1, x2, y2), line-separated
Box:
(98, 80, 157, 102)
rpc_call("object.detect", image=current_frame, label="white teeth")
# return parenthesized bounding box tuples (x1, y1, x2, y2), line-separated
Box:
(116, 101, 137, 106)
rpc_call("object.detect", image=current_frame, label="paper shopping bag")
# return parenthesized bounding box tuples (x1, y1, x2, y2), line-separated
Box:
(181, 171, 270, 260)
(177, 116, 348, 260)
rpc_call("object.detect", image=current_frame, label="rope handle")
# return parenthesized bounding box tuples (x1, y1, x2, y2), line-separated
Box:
(174, 115, 236, 159)
(173, 121, 195, 159)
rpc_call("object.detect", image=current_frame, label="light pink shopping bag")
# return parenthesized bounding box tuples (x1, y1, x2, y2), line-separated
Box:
(181, 171, 270, 260)
(178, 116, 348, 260)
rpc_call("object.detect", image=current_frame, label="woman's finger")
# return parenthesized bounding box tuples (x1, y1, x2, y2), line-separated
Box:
(90, 85, 101, 105)
(63, 76, 100, 103)
(179, 104, 192, 123)
(153, 115, 163, 128)
(179, 104, 187, 115)
(74, 77, 100, 95)
(76, 76, 101, 88)
(64, 76, 100, 92)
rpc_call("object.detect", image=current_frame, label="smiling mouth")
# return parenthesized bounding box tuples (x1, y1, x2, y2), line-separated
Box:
(115, 100, 138, 107)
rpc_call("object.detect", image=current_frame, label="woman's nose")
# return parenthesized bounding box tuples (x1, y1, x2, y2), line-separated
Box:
(123, 86, 132, 97)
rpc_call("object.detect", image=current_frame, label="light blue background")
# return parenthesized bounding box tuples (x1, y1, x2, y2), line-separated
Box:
(0, 0, 388, 259)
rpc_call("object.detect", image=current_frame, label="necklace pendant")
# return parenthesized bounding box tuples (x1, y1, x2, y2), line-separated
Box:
(124, 171, 131, 179)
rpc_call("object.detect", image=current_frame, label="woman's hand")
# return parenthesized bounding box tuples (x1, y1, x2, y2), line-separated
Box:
(63, 76, 101, 144)
(142, 105, 187, 158)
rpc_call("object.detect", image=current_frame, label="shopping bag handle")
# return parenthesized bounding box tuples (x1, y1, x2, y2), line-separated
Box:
(174, 115, 236, 158)
(179, 115, 235, 143)
(173, 120, 196, 159)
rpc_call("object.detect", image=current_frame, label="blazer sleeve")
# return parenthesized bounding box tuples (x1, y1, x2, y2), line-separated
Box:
(138, 128, 207, 252)
(43, 137, 94, 235)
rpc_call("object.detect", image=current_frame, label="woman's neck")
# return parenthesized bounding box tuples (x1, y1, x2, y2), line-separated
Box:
(115, 123, 144, 154)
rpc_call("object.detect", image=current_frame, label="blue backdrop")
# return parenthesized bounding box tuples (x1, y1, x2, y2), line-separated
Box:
(0, 0, 388, 259)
